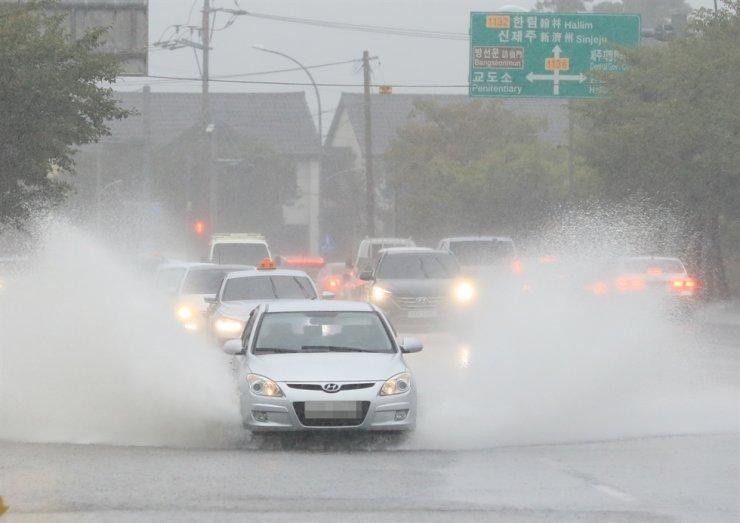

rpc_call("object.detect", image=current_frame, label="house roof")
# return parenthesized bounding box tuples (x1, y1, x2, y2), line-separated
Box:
(102, 91, 320, 156)
(326, 93, 568, 158)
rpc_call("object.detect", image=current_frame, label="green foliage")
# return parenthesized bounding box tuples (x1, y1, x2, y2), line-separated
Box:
(540, 0, 692, 28)
(575, 0, 740, 296)
(0, 4, 128, 228)
(537, 0, 588, 12)
(386, 101, 571, 241)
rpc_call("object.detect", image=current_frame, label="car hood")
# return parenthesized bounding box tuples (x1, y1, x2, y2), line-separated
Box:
(215, 301, 262, 319)
(374, 278, 453, 297)
(247, 352, 405, 382)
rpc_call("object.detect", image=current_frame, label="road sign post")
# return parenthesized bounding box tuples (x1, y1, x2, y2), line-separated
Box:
(469, 12, 640, 98)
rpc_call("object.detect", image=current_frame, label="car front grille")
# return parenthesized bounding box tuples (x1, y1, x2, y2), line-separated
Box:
(293, 401, 371, 427)
(287, 383, 375, 392)
(393, 296, 444, 310)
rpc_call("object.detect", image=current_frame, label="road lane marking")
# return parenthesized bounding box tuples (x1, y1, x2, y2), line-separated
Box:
(593, 484, 638, 503)
(542, 458, 639, 504)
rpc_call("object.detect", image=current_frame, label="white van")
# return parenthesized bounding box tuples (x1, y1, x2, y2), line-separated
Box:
(209, 233, 271, 266)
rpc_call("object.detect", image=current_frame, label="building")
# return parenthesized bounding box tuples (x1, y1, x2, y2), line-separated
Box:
(75, 89, 321, 255)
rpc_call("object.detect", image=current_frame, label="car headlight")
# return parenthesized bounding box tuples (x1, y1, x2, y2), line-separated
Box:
(214, 316, 245, 337)
(380, 372, 411, 396)
(176, 304, 194, 321)
(372, 286, 391, 303)
(453, 280, 476, 304)
(246, 374, 284, 397)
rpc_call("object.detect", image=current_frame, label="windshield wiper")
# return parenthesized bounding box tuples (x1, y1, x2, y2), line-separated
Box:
(301, 345, 369, 353)
(255, 348, 300, 354)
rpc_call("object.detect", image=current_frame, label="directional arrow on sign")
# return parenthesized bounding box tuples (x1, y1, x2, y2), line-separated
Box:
(526, 45, 587, 95)
(527, 72, 587, 83)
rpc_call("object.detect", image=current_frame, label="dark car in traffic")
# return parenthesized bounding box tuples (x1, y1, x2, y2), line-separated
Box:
(359, 247, 476, 328)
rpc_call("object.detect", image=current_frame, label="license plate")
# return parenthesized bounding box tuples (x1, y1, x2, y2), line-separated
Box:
(304, 401, 361, 419)
(407, 309, 437, 318)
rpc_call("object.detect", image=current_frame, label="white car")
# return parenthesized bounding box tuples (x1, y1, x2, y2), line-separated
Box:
(164, 263, 254, 331)
(207, 265, 320, 343)
(222, 300, 422, 432)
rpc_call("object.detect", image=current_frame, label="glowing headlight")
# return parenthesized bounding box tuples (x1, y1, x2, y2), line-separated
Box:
(176, 304, 194, 321)
(247, 374, 284, 397)
(215, 317, 245, 337)
(371, 286, 391, 303)
(380, 372, 411, 396)
(453, 280, 476, 303)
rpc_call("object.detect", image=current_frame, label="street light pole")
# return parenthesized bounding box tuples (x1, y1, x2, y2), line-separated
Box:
(253, 45, 323, 146)
(253, 45, 323, 254)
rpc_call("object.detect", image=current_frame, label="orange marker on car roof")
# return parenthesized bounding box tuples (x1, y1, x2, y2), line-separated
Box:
(258, 258, 276, 270)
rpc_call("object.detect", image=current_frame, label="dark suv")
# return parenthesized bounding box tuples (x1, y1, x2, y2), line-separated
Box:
(359, 247, 475, 327)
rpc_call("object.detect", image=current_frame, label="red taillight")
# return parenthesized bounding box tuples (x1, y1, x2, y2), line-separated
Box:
(540, 255, 558, 264)
(588, 281, 609, 296)
(323, 276, 341, 292)
(615, 275, 645, 292)
(511, 260, 524, 274)
(282, 256, 326, 269)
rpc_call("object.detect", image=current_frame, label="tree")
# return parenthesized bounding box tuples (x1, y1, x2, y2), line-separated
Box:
(575, 1, 740, 298)
(385, 101, 570, 243)
(0, 4, 128, 228)
(537, 0, 588, 12)
(153, 124, 297, 247)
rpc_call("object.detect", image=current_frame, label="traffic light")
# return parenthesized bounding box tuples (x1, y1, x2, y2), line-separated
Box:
(193, 219, 207, 236)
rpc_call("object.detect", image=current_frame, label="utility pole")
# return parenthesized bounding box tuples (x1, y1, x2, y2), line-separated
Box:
(362, 50, 375, 237)
(201, 0, 211, 127)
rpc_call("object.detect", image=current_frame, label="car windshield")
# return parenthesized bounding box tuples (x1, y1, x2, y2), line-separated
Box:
(254, 311, 394, 354)
(622, 258, 685, 274)
(155, 268, 187, 292)
(222, 275, 316, 301)
(376, 253, 460, 279)
(448, 240, 515, 265)
(211, 243, 269, 265)
(181, 268, 237, 294)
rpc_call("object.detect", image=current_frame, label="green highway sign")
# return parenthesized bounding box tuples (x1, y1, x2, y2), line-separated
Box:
(469, 12, 640, 98)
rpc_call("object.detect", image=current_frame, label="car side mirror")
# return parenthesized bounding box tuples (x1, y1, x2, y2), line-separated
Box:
(399, 336, 423, 353)
(359, 271, 374, 281)
(321, 291, 335, 300)
(221, 339, 244, 355)
(204, 296, 218, 305)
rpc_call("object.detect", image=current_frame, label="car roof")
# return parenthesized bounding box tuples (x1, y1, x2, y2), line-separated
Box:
(361, 237, 414, 245)
(223, 268, 312, 279)
(442, 236, 514, 242)
(187, 264, 255, 272)
(619, 256, 683, 262)
(378, 247, 442, 255)
(264, 300, 375, 313)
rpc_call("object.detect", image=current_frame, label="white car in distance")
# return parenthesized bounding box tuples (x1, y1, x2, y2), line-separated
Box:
(208, 264, 321, 343)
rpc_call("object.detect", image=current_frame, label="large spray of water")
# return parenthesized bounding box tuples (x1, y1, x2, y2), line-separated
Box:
(0, 221, 241, 447)
(0, 215, 736, 450)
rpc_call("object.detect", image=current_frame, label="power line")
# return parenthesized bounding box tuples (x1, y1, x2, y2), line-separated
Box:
(120, 58, 372, 86)
(242, 10, 469, 40)
(141, 74, 469, 88)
